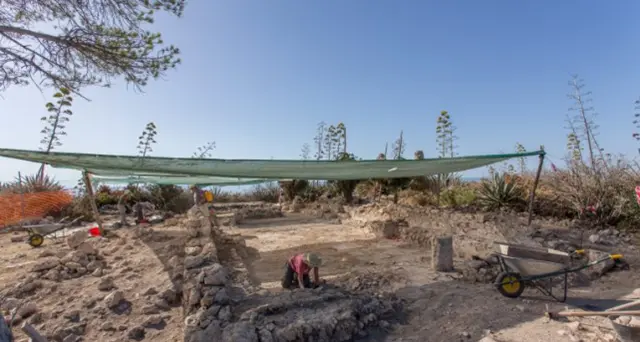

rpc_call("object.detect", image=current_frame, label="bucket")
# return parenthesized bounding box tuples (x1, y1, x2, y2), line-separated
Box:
(88, 227, 101, 237)
(610, 317, 640, 342)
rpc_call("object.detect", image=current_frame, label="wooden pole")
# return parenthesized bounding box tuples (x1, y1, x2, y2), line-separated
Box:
(20, 322, 47, 342)
(82, 171, 104, 235)
(605, 299, 640, 312)
(18, 172, 25, 225)
(527, 148, 545, 226)
(547, 310, 640, 318)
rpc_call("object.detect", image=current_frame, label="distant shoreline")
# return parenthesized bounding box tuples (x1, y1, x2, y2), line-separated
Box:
(18, 176, 487, 192)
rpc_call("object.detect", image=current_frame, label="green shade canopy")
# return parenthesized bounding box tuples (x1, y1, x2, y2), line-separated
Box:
(0, 148, 544, 182)
(91, 175, 274, 186)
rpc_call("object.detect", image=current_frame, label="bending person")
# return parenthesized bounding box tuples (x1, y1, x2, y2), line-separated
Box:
(117, 190, 131, 226)
(281, 253, 322, 289)
(190, 185, 219, 228)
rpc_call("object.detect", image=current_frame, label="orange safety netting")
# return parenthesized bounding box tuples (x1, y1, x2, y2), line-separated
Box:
(0, 191, 74, 228)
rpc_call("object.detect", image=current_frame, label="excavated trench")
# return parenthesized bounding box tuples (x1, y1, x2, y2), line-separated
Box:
(180, 211, 405, 342)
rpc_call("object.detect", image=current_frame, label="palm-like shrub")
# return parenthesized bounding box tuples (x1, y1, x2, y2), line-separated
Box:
(23, 174, 63, 192)
(1, 174, 63, 193)
(478, 172, 525, 210)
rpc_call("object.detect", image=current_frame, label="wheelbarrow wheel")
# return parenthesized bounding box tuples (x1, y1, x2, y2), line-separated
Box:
(495, 272, 525, 298)
(28, 234, 44, 248)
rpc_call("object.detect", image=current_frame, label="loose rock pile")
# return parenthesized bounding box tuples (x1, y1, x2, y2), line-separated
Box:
(224, 286, 403, 342)
(555, 320, 621, 342)
(588, 228, 633, 246)
(15, 231, 107, 289)
(333, 270, 408, 294)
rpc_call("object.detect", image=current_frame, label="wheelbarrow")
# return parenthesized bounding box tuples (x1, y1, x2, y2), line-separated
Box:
(610, 316, 640, 342)
(20, 216, 84, 248)
(493, 242, 624, 302)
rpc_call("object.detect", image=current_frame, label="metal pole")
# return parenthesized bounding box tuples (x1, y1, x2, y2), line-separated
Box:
(527, 148, 545, 226)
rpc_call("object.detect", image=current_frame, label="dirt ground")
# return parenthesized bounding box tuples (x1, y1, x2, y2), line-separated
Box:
(237, 214, 444, 290)
(0, 218, 185, 342)
(0, 206, 638, 342)
(235, 213, 640, 342)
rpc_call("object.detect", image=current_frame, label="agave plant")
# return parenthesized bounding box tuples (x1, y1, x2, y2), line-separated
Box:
(0, 174, 63, 193)
(478, 172, 525, 210)
(18, 174, 64, 193)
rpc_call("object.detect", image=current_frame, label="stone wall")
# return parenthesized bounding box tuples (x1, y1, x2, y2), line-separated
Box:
(234, 205, 284, 224)
(181, 219, 233, 342)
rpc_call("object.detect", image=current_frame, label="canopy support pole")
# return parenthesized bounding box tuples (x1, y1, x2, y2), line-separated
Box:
(83, 171, 105, 235)
(527, 149, 545, 226)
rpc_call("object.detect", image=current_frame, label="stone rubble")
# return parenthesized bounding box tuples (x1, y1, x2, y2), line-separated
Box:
(28, 239, 107, 283)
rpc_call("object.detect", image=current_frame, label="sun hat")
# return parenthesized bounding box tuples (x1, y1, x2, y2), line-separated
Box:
(304, 253, 322, 268)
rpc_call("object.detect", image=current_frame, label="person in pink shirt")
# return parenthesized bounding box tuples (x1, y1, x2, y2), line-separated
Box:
(281, 253, 322, 289)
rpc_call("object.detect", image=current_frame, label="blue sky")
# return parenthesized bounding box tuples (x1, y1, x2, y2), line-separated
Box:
(1, 1, 638, 187)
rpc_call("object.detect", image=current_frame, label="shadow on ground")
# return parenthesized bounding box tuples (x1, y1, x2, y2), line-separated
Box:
(130, 227, 188, 306)
(227, 280, 565, 342)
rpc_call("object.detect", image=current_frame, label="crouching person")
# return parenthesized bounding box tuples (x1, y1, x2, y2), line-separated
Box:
(281, 253, 322, 289)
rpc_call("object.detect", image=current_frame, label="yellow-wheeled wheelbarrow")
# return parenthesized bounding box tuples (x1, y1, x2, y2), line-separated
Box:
(493, 242, 625, 302)
(21, 216, 83, 248)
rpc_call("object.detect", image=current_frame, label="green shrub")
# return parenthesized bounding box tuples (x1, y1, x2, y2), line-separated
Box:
(354, 181, 377, 199)
(399, 189, 436, 206)
(55, 196, 95, 221)
(124, 185, 154, 203)
(329, 153, 362, 203)
(279, 180, 309, 201)
(300, 184, 330, 202)
(146, 184, 184, 210)
(165, 191, 193, 213)
(97, 184, 112, 194)
(96, 192, 118, 206)
(545, 160, 639, 227)
(440, 186, 478, 208)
